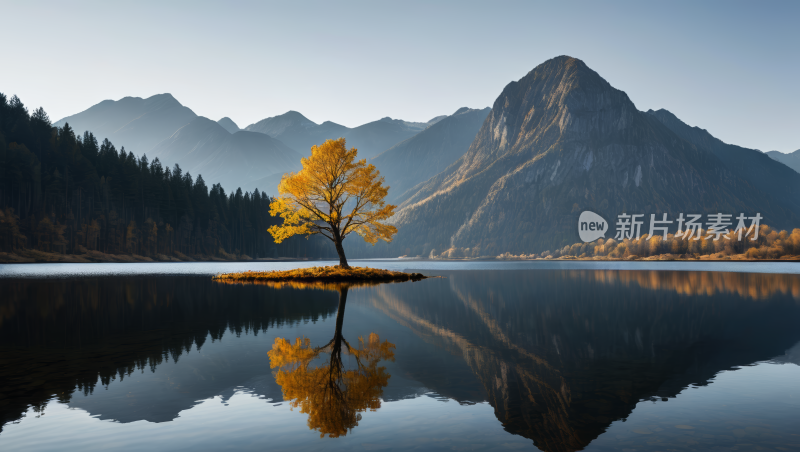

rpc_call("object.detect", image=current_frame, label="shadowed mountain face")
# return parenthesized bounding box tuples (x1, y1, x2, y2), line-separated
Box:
(767, 149, 800, 174)
(150, 117, 303, 193)
(54, 94, 198, 156)
(373, 107, 491, 202)
(390, 56, 800, 257)
(217, 117, 240, 133)
(648, 109, 800, 214)
(245, 112, 444, 159)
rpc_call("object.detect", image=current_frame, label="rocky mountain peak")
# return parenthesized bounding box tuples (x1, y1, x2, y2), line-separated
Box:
(457, 56, 637, 175)
(498, 55, 634, 137)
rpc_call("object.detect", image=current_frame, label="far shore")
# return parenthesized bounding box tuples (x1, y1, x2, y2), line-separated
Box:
(0, 249, 327, 264)
(419, 257, 800, 263)
(2, 250, 798, 265)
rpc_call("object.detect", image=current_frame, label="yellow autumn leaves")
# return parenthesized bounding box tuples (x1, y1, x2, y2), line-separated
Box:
(268, 138, 397, 251)
(268, 332, 395, 438)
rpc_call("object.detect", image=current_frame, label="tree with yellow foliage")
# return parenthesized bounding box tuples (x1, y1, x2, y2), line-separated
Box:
(268, 138, 397, 269)
(268, 286, 395, 437)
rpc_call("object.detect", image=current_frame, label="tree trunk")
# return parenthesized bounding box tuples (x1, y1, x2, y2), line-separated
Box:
(333, 230, 350, 269)
(332, 287, 348, 351)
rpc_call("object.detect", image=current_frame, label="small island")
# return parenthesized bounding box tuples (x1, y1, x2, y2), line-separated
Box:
(213, 265, 427, 284)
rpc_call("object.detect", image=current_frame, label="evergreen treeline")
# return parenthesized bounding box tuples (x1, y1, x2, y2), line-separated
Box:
(0, 93, 334, 259)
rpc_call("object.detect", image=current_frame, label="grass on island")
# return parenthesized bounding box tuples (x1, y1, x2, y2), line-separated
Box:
(212, 266, 428, 289)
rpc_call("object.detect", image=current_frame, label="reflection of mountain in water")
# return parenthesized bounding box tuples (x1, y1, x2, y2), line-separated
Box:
(0, 277, 338, 431)
(358, 270, 800, 452)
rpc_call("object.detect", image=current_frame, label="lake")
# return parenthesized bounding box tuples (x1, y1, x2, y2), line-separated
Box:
(1, 260, 799, 451)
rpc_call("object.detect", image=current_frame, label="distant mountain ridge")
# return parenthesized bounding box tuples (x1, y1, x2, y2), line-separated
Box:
(244, 112, 445, 159)
(647, 109, 800, 214)
(767, 149, 800, 174)
(151, 117, 302, 193)
(373, 107, 491, 202)
(54, 95, 451, 195)
(54, 95, 303, 193)
(54, 94, 197, 156)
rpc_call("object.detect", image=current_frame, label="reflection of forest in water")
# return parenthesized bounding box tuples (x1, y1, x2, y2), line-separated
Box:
(0, 277, 339, 431)
(1, 270, 799, 452)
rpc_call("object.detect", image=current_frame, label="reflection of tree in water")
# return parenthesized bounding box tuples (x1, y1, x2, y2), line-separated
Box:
(269, 286, 395, 438)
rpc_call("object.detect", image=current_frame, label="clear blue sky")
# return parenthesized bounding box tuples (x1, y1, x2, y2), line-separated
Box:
(3, 0, 798, 152)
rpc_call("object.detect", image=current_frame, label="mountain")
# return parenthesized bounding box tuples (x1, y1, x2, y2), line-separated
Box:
(386, 56, 800, 257)
(648, 109, 800, 214)
(54, 95, 300, 193)
(151, 117, 302, 193)
(54, 94, 197, 156)
(217, 117, 240, 133)
(373, 107, 490, 202)
(244, 111, 349, 155)
(244, 112, 444, 158)
(345, 116, 437, 160)
(767, 149, 800, 174)
(422, 115, 447, 126)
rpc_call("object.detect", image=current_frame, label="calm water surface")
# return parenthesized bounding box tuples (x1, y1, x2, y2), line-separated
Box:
(1, 260, 799, 451)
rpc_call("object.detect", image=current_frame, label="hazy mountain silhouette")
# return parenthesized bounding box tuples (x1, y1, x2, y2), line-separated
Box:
(245, 111, 445, 158)
(244, 111, 342, 153)
(388, 56, 800, 257)
(422, 115, 447, 126)
(151, 117, 302, 193)
(52, 95, 450, 196)
(345, 116, 442, 160)
(767, 149, 800, 174)
(53, 95, 302, 193)
(648, 109, 800, 213)
(54, 93, 197, 156)
(217, 117, 240, 133)
(373, 107, 490, 202)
